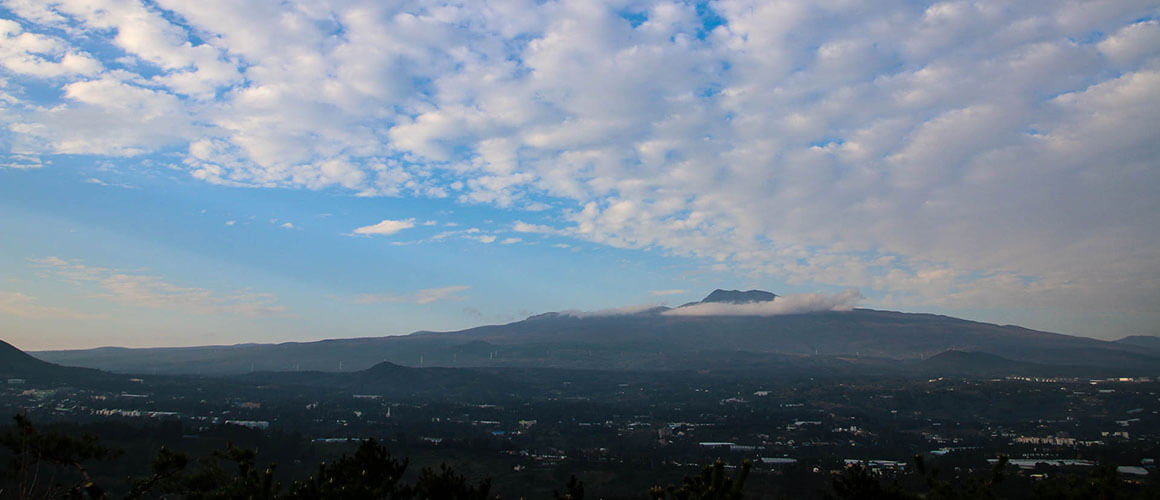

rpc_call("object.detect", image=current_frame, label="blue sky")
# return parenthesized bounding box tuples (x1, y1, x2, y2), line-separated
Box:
(1, 0, 1158, 349)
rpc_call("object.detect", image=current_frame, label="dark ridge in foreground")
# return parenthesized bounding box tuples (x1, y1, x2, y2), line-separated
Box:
(0, 339, 119, 383)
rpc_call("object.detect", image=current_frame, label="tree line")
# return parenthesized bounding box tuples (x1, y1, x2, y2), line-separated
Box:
(3, 415, 1157, 499)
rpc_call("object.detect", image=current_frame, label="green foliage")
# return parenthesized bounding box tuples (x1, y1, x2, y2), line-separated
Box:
(553, 475, 584, 500)
(1031, 464, 1143, 500)
(410, 463, 494, 500)
(829, 463, 912, 500)
(913, 454, 1007, 500)
(163, 442, 280, 499)
(125, 446, 189, 499)
(828, 455, 1010, 500)
(0, 414, 117, 499)
(286, 439, 495, 499)
(286, 438, 409, 499)
(13, 414, 1159, 500)
(649, 458, 752, 500)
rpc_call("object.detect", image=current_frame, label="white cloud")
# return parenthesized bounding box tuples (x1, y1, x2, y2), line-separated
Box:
(649, 289, 687, 296)
(352, 218, 415, 236)
(30, 256, 286, 316)
(280, 222, 294, 229)
(225, 220, 236, 226)
(0, 154, 45, 169)
(0, 19, 101, 78)
(562, 303, 661, 318)
(85, 177, 135, 188)
(354, 285, 470, 305)
(1098, 20, 1160, 65)
(512, 220, 567, 235)
(500, 237, 521, 245)
(3, 1, 1159, 334)
(664, 289, 864, 317)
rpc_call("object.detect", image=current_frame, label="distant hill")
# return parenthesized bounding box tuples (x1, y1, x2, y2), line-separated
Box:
(913, 350, 1058, 377)
(0, 339, 114, 382)
(1115, 335, 1160, 353)
(238, 361, 520, 399)
(33, 290, 1160, 376)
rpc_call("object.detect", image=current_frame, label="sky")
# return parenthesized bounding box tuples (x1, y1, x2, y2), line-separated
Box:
(1, 0, 1158, 350)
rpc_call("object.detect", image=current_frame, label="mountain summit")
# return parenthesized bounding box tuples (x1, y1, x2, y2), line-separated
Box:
(700, 289, 777, 304)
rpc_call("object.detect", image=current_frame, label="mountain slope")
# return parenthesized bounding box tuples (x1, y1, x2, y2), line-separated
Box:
(0, 339, 115, 382)
(1115, 335, 1160, 354)
(34, 311, 1158, 376)
(32, 291, 1160, 376)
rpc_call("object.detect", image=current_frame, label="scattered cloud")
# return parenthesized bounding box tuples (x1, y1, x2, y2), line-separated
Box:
(664, 289, 864, 317)
(30, 257, 286, 316)
(650, 289, 687, 296)
(225, 220, 236, 226)
(1, 154, 46, 169)
(354, 285, 471, 305)
(500, 237, 522, 245)
(85, 177, 135, 189)
(352, 218, 415, 236)
(512, 221, 566, 235)
(0, 291, 95, 320)
(1, 1, 1157, 328)
(280, 222, 294, 229)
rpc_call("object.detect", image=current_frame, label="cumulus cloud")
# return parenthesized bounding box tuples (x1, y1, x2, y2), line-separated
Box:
(30, 256, 286, 316)
(352, 218, 415, 236)
(355, 285, 470, 305)
(2, 0, 1159, 330)
(664, 289, 864, 317)
(0, 18, 101, 78)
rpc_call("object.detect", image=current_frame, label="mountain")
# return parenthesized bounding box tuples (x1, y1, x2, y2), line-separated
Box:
(1115, 335, 1160, 353)
(32, 290, 1160, 376)
(0, 339, 53, 376)
(700, 289, 778, 304)
(0, 339, 113, 382)
(236, 361, 522, 399)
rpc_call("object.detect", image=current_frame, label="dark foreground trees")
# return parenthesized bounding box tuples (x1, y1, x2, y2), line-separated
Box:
(5, 415, 1159, 499)
(0, 416, 551, 499)
(0, 414, 116, 499)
